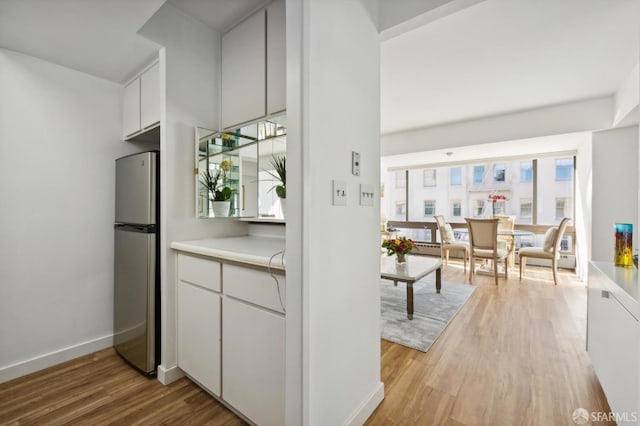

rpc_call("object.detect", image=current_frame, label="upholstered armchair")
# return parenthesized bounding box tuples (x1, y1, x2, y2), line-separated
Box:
(519, 217, 571, 285)
(434, 215, 468, 272)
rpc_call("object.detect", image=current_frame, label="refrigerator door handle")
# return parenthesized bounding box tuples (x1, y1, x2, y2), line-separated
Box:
(114, 223, 157, 233)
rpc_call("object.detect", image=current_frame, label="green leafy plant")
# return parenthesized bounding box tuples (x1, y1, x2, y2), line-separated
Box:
(200, 162, 233, 201)
(266, 155, 286, 199)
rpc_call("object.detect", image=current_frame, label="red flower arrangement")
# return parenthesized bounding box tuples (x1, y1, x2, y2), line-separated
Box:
(488, 194, 508, 203)
(382, 237, 416, 263)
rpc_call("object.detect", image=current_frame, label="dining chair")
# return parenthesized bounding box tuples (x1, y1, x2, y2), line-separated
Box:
(519, 217, 571, 285)
(434, 215, 468, 272)
(465, 217, 509, 285)
(495, 214, 516, 267)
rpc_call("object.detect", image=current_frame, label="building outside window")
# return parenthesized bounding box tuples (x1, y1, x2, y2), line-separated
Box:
(555, 158, 573, 181)
(494, 164, 505, 182)
(395, 171, 406, 188)
(451, 201, 462, 217)
(450, 167, 462, 185)
(520, 161, 532, 182)
(556, 198, 570, 219)
(520, 198, 532, 217)
(473, 165, 484, 183)
(423, 200, 436, 216)
(473, 199, 485, 217)
(395, 201, 406, 216)
(423, 169, 436, 187)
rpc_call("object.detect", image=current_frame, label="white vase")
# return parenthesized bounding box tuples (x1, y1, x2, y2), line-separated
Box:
(211, 200, 231, 217)
(279, 197, 286, 219)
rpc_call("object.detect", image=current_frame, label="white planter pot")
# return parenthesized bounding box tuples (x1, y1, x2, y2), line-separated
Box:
(211, 201, 231, 217)
(279, 197, 286, 219)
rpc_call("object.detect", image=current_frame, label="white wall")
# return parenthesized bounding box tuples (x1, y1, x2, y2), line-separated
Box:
(614, 63, 639, 126)
(298, 0, 383, 424)
(575, 136, 593, 280)
(0, 48, 152, 383)
(591, 126, 639, 262)
(381, 96, 613, 157)
(137, 3, 248, 382)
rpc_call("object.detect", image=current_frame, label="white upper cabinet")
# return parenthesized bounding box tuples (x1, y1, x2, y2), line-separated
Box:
(221, 10, 266, 129)
(123, 61, 160, 139)
(140, 62, 160, 130)
(221, 0, 286, 130)
(123, 78, 140, 138)
(267, 0, 286, 115)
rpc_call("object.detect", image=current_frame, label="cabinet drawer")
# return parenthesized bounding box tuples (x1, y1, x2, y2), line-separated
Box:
(178, 254, 221, 292)
(223, 264, 285, 313)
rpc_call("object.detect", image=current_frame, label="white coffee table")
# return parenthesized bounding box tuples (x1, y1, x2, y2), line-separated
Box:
(380, 255, 443, 320)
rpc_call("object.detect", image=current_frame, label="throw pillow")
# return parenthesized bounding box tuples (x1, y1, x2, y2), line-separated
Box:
(441, 224, 455, 244)
(543, 227, 558, 252)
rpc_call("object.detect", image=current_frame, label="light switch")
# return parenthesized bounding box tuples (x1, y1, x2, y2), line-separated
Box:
(360, 184, 374, 206)
(332, 180, 347, 206)
(352, 151, 360, 176)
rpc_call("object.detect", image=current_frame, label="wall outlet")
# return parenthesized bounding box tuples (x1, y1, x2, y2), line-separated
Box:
(332, 180, 347, 206)
(360, 184, 374, 206)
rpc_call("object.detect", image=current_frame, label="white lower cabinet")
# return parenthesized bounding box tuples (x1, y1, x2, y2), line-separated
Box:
(223, 297, 285, 426)
(176, 252, 285, 424)
(177, 280, 221, 396)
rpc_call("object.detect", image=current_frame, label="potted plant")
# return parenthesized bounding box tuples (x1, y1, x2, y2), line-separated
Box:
(200, 160, 233, 217)
(267, 155, 286, 218)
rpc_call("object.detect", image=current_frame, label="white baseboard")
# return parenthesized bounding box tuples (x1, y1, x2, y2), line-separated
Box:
(346, 381, 385, 426)
(157, 364, 184, 385)
(0, 334, 113, 384)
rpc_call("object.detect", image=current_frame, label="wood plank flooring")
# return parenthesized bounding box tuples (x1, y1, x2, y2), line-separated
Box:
(367, 261, 614, 426)
(0, 262, 612, 425)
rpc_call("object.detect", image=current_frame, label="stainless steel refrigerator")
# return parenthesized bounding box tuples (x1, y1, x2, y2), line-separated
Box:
(113, 151, 159, 374)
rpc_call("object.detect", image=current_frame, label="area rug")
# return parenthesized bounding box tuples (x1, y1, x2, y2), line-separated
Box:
(380, 278, 476, 352)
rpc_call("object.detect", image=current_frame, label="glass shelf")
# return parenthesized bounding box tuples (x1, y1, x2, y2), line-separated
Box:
(196, 115, 287, 219)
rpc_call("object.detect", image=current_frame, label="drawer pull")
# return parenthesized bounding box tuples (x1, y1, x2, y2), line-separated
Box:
(601, 290, 610, 298)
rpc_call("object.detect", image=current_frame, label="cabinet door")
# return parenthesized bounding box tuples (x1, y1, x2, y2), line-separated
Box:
(178, 281, 221, 396)
(267, 0, 286, 115)
(223, 297, 285, 426)
(123, 78, 140, 137)
(141, 62, 160, 130)
(221, 9, 266, 129)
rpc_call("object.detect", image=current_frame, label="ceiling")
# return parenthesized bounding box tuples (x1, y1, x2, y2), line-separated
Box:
(0, 0, 166, 83)
(381, 0, 640, 135)
(0, 0, 637, 133)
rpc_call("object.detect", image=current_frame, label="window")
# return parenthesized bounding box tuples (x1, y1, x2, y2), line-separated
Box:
(451, 201, 462, 217)
(520, 161, 532, 183)
(450, 167, 462, 185)
(473, 200, 485, 217)
(473, 166, 484, 183)
(560, 236, 570, 251)
(494, 164, 505, 182)
(555, 158, 573, 181)
(520, 198, 532, 217)
(423, 169, 436, 187)
(395, 201, 405, 216)
(423, 200, 436, 216)
(395, 171, 406, 188)
(556, 198, 571, 220)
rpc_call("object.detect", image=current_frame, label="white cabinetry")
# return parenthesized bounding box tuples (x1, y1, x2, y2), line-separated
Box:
(174, 251, 285, 424)
(587, 262, 640, 419)
(177, 254, 222, 396)
(223, 297, 285, 426)
(123, 62, 160, 139)
(221, 0, 286, 129)
(267, 0, 286, 115)
(221, 10, 266, 129)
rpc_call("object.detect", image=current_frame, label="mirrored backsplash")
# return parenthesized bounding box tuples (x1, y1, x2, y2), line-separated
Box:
(196, 114, 286, 220)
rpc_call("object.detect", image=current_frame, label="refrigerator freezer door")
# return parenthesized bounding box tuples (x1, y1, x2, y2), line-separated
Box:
(115, 152, 157, 225)
(114, 227, 156, 373)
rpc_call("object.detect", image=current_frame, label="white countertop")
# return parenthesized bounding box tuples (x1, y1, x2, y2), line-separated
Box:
(591, 261, 639, 303)
(171, 236, 285, 270)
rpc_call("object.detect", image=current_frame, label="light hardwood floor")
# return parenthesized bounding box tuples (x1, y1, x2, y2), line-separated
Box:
(367, 261, 613, 426)
(0, 262, 611, 425)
